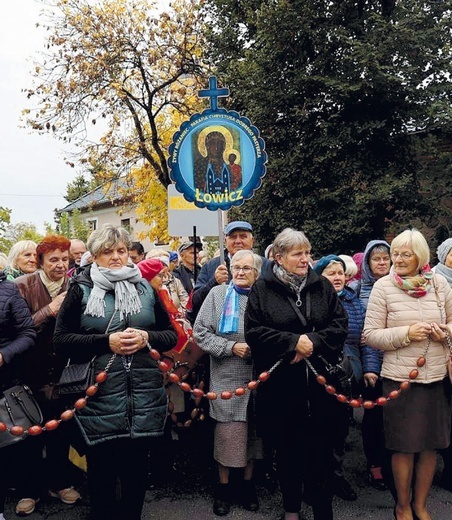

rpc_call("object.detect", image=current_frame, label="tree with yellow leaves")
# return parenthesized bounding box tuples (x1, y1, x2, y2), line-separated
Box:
(24, 0, 208, 241)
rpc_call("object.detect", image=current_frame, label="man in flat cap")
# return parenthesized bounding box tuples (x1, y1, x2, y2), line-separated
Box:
(188, 221, 257, 323)
(173, 241, 202, 294)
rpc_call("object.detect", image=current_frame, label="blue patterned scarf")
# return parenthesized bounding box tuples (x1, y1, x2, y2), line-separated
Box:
(218, 282, 251, 334)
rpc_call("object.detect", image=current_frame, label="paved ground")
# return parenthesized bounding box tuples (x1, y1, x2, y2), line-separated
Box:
(5, 411, 452, 519)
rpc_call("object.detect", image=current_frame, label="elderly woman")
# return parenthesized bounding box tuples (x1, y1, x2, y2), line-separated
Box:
(313, 255, 364, 394)
(364, 229, 452, 520)
(245, 228, 348, 520)
(350, 239, 391, 491)
(137, 258, 166, 290)
(4, 240, 37, 280)
(13, 235, 78, 515)
(146, 249, 189, 313)
(313, 254, 365, 502)
(54, 225, 177, 520)
(0, 270, 36, 520)
(194, 250, 263, 516)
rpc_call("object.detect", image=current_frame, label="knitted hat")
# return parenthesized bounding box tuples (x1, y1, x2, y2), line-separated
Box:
(313, 254, 346, 275)
(137, 259, 165, 282)
(437, 238, 452, 265)
(169, 252, 178, 263)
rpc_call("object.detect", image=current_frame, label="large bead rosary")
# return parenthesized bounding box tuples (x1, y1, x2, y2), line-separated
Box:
(0, 341, 434, 440)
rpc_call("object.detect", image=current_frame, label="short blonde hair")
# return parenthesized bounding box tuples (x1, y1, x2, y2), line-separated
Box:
(146, 248, 170, 260)
(7, 240, 37, 269)
(0, 252, 7, 270)
(391, 229, 430, 271)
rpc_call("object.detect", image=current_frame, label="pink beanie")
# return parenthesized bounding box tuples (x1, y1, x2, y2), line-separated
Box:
(137, 259, 165, 282)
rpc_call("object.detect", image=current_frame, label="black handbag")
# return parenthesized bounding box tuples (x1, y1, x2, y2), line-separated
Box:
(0, 385, 43, 449)
(316, 352, 358, 398)
(287, 295, 358, 397)
(58, 357, 96, 396)
(57, 312, 117, 397)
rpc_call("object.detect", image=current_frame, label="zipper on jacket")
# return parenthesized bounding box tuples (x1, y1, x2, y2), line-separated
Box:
(121, 356, 133, 431)
(125, 370, 133, 431)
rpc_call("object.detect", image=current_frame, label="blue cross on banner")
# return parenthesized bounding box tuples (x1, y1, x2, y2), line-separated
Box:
(198, 77, 230, 112)
(168, 77, 267, 211)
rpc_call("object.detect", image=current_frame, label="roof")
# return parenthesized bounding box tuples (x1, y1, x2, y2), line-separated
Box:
(58, 177, 133, 213)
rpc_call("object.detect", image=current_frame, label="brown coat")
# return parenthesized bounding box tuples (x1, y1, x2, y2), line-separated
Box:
(14, 271, 69, 391)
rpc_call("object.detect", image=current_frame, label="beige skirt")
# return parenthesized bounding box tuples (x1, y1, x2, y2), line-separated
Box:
(214, 421, 263, 468)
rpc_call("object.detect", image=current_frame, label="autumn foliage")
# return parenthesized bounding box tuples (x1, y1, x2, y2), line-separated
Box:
(23, 0, 208, 242)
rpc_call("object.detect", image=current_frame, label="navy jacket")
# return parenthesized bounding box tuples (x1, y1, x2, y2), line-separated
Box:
(0, 271, 36, 390)
(338, 286, 364, 383)
(349, 239, 389, 374)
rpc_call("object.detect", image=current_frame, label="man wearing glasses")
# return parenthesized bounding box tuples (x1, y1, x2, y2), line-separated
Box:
(189, 221, 265, 323)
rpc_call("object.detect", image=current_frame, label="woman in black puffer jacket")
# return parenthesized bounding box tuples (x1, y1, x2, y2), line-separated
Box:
(0, 271, 36, 520)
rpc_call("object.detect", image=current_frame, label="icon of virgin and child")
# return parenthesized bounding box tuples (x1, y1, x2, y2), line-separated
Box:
(193, 126, 243, 195)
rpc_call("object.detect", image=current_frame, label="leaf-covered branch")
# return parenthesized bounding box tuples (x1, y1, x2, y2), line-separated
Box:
(23, 0, 208, 187)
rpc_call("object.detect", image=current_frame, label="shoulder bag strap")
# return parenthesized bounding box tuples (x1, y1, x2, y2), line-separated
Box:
(432, 276, 446, 324)
(287, 296, 308, 327)
(287, 292, 312, 326)
(287, 295, 331, 377)
(66, 310, 117, 366)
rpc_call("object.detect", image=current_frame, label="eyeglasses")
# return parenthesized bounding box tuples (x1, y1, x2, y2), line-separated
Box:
(370, 256, 391, 263)
(231, 266, 255, 274)
(391, 252, 415, 260)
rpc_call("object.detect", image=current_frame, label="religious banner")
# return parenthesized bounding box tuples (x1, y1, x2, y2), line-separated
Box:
(168, 77, 267, 211)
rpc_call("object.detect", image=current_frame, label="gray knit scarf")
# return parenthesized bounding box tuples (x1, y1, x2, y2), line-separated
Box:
(85, 262, 143, 319)
(273, 263, 308, 305)
(435, 263, 452, 287)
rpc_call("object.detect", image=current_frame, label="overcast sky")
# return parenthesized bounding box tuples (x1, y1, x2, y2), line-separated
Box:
(0, 0, 81, 233)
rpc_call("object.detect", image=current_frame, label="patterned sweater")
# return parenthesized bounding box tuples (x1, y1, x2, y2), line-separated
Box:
(194, 284, 253, 422)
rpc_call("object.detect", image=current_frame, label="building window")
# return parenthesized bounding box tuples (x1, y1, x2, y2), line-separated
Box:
(120, 218, 131, 232)
(87, 218, 98, 231)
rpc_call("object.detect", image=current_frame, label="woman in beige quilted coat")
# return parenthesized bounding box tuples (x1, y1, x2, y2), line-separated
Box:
(364, 229, 452, 520)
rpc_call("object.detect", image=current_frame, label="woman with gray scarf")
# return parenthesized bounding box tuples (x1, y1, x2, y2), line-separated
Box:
(54, 224, 177, 520)
(245, 228, 348, 520)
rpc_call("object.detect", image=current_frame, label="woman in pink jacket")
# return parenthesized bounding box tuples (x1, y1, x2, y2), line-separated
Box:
(364, 229, 452, 520)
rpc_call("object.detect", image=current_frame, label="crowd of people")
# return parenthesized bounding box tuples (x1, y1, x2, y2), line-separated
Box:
(0, 222, 451, 520)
